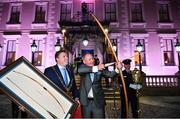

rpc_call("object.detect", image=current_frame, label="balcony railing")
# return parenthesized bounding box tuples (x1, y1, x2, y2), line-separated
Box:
(75, 74, 180, 96)
(145, 75, 179, 87)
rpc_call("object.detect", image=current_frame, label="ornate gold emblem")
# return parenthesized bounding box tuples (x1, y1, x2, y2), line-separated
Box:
(132, 68, 141, 84)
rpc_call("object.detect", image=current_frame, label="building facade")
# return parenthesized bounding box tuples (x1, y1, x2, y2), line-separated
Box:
(0, 0, 179, 75)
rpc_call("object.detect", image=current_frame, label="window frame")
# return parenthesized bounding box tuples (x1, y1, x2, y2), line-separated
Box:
(7, 3, 22, 24)
(130, 2, 144, 22)
(5, 40, 16, 66)
(134, 39, 146, 66)
(60, 3, 72, 22)
(33, 2, 48, 23)
(162, 39, 175, 66)
(104, 2, 117, 22)
(158, 3, 171, 22)
(31, 40, 43, 66)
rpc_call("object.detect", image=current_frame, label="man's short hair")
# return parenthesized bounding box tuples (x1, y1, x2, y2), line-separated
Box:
(55, 49, 67, 62)
(82, 53, 93, 60)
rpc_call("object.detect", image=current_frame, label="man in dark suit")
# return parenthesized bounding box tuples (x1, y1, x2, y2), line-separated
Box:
(94, 54, 100, 65)
(44, 49, 79, 101)
(119, 59, 142, 118)
(78, 53, 121, 118)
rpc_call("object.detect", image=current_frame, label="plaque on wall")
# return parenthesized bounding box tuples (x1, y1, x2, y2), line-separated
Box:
(0, 56, 78, 119)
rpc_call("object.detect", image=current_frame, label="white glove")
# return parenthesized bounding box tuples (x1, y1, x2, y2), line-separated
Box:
(129, 84, 142, 90)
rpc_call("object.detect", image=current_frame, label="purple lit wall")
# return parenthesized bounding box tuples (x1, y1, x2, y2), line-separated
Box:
(0, 0, 179, 76)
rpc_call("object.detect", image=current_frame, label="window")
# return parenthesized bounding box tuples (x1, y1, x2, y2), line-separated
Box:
(60, 3, 72, 22)
(32, 40, 43, 66)
(34, 5, 46, 23)
(162, 39, 175, 66)
(158, 4, 170, 22)
(131, 3, 143, 22)
(134, 39, 146, 66)
(104, 3, 116, 22)
(86, 3, 94, 14)
(8, 6, 20, 24)
(5, 40, 16, 66)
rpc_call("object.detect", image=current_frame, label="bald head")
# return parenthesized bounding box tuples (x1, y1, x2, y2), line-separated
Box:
(83, 54, 94, 66)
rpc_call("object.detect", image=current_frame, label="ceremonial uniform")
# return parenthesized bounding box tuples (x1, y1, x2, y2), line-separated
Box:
(119, 59, 138, 118)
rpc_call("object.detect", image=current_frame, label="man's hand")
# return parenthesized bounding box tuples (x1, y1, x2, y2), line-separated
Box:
(75, 98, 80, 107)
(18, 105, 26, 112)
(116, 61, 123, 69)
(97, 64, 105, 70)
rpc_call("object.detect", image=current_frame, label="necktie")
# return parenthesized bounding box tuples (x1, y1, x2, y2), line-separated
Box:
(63, 69, 69, 86)
(90, 73, 94, 82)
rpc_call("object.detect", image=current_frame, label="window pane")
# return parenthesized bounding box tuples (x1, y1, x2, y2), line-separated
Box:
(134, 39, 146, 66)
(163, 51, 174, 65)
(33, 51, 42, 66)
(31, 40, 43, 66)
(34, 5, 46, 23)
(159, 4, 170, 22)
(105, 3, 116, 21)
(5, 40, 16, 66)
(131, 3, 143, 22)
(5, 52, 16, 65)
(105, 4, 111, 12)
(60, 3, 72, 22)
(9, 6, 20, 24)
(141, 51, 146, 65)
(167, 40, 172, 51)
(162, 39, 175, 65)
(87, 3, 94, 13)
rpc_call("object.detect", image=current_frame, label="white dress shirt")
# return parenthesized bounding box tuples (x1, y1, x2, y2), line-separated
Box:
(57, 64, 70, 85)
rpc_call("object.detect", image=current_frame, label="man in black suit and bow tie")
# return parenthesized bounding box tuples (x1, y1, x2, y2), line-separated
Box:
(78, 53, 122, 118)
(44, 49, 79, 101)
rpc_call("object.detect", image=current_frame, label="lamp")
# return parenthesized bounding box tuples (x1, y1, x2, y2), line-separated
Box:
(0, 44, 2, 52)
(31, 40, 37, 53)
(61, 28, 66, 36)
(81, 2, 87, 16)
(136, 40, 143, 72)
(175, 39, 180, 72)
(55, 38, 61, 51)
(83, 35, 88, 46)
(135, 39, 143, 118)
(31, 40, 37, 65)
(112, 41, 117, 52)
(175, 39, 180, 52)
(136, 40, 143, 52)
(104, 28, 108, 34)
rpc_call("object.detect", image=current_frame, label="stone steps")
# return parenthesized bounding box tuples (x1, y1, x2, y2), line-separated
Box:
(75, 75, 121, 100)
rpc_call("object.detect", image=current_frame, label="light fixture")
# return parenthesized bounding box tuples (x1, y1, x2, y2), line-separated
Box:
(112, 41, 117, 52)
(81, 1, 87, 16)
(136, 40, 143, 52)
(0, 44, 2, 52)
(31, 40, 37, 53)
(175, 39, 180, 52)
(175, 39, 180, 72)
(83, 35, 88, 46)
(104, 28, 108, 34)
(55, 38, 61, 51)
(61, 28, 66, 36)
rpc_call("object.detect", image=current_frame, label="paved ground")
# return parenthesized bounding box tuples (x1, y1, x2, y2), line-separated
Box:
(0, 94, 180, 118)
(106, 96, 180, 118)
